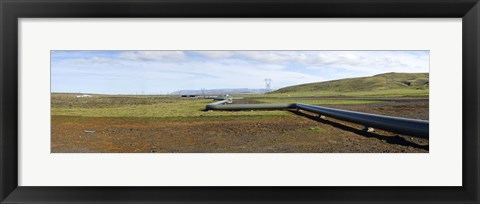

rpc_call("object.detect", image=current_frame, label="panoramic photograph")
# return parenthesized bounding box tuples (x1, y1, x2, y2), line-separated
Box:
(51, 50, 429, 153)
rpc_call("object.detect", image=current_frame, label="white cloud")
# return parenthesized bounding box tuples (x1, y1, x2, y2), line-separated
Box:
(119, 51, 185, 61)
(236, 51, 308, 64)
(72, 51, 426, 75)
(192, 51, 234, 58)
(192, 51, 427, 73)
(193, 51, 309, 64)
(311, 52, 408, 68)
(305, 51, 428, 74)
(72, 56, 114, 64)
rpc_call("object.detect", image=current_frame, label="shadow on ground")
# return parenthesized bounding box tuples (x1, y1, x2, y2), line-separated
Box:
(289, 110, 429, 151)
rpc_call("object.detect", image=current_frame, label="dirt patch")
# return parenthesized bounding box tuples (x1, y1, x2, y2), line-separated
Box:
(51, 99, 429, 153)
(52, 112, 428, 153)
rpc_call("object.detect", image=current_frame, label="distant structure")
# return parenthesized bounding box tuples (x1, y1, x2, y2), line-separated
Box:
(265, 79, 272, 91)
(181, 95, 197, 98)
(76, 94, 92, 98)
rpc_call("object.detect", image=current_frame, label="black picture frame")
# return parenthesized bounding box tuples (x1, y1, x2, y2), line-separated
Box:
(1, 0, 479, 203)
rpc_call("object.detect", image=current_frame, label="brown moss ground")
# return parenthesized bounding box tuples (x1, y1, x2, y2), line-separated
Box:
(51, 101, 428, 153)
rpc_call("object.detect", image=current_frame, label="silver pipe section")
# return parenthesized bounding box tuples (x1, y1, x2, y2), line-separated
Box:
(205, 101, 429, 138)
(206, 103, 295, 111)
(295, 103, 429, 139)
(206, 99, 230, 106)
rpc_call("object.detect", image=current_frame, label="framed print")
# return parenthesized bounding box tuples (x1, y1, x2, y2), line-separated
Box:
(1, 0, 479, 203)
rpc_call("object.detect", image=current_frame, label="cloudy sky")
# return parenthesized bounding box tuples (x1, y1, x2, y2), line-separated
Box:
(51, 50, 429, 94)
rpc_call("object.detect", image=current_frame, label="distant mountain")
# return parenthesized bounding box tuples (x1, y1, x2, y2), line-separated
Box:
(171, 88, 271, 95)
(272, 72, 429, 94)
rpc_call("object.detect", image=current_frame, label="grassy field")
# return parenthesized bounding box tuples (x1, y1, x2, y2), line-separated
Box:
(51, 94, 387, 120)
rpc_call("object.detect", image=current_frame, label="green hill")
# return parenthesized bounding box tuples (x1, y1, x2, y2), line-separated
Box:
(271, 72, 429, 98)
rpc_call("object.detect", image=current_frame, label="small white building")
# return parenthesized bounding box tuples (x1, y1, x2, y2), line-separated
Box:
(76, 94, 92, 98)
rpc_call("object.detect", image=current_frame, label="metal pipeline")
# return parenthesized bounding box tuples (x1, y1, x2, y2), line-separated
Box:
(295, 103, 429, 138)
(206, 99, 230, 106)
(205, 100, 429, 138)
(206, 103, 296, 111)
